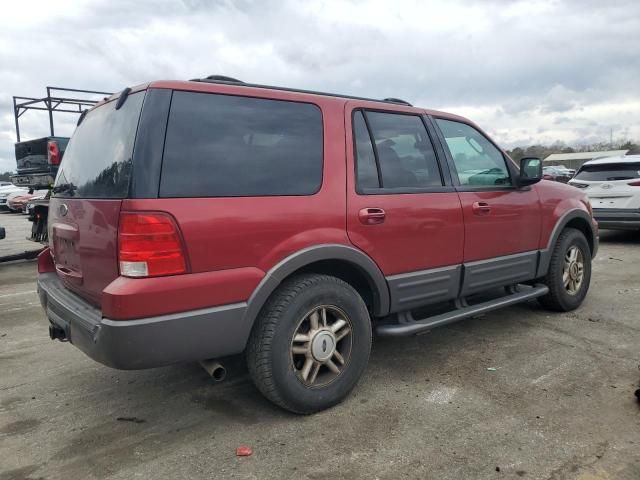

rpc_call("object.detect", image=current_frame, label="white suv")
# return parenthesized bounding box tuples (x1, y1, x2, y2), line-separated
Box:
(569, 155, 640, 230)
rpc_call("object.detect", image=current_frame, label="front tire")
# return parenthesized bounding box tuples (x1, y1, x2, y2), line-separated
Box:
(246, 274, 372, 414)
(538, 228, 591, 312)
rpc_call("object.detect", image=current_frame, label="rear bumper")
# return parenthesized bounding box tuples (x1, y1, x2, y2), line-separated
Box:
(37, 272, 248, 369)
(593, 208, 640, 230)
(11, 172, 56, 189)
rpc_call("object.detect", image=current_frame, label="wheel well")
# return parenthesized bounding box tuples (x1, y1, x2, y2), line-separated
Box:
(293, 259, 378, 315)
(565, 217, 594, 255)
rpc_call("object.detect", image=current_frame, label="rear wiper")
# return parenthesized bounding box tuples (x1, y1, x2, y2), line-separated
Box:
(52, 183, 76, 195)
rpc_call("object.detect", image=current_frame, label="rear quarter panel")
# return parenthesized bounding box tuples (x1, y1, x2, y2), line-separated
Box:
(120, 95, 349, 309)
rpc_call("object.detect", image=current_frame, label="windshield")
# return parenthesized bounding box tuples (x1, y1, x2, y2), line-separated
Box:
(574, 162, 640, 182)
(52, 91, 145, 198)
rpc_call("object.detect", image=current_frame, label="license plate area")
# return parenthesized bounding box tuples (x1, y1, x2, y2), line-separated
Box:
(52, 223, 82, 276)
(590, 197, 631, 208)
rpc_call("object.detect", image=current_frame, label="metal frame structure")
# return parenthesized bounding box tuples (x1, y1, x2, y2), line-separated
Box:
(13, 86, 112, 142)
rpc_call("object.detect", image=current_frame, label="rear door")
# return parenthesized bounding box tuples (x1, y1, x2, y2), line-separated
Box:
(433, 117, 541, 295)
(345, 103, 465, 312)
(49, 90, 146, 306)
(571, 161, 640, 210)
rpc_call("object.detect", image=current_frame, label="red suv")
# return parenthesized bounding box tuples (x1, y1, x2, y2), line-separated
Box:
(37, 76, 598, 413)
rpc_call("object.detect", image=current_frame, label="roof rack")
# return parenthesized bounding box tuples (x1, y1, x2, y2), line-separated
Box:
(13, 86, 113, 142)
(189, 75, 413, 107)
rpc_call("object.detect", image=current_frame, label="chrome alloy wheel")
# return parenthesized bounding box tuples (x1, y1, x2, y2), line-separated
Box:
(563, 245, 585, 295)
(290, 305, 353, 387)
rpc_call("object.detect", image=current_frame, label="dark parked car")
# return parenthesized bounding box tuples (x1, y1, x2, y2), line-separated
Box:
(37, 77, 598, 413)
(543, 166, 572, 183)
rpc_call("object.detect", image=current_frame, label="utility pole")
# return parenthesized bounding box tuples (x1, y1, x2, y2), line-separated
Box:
(610, 127, 613, 147)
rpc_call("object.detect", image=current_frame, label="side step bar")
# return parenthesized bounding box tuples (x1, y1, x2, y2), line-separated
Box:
(376, 284, 549, 337)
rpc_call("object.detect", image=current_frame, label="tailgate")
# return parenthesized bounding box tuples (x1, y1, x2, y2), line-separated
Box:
(47, 89, 146, 307)
(587, 182, 636, 209)
(48, 197, 122, 306)
(15, 138, 48, 172)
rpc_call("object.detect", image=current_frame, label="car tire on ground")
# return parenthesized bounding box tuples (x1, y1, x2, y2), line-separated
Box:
(538, 227, 592, 312)
(246, 273, 372, 414)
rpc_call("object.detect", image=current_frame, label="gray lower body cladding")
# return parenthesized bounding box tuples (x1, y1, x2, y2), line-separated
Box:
(37, 273, 247, 370)
(386, 265, 461, 312)
(386, 251, 541, 314)
(461, 251, 538, 296)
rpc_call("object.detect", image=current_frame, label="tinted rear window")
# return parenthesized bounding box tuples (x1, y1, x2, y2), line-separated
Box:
(160, 91, 323, 197)
(53, 92, 145, 198)
(574, 162, 640, 181)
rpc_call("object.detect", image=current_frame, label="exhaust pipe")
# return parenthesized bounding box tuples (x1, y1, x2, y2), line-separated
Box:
(200, 359, 226, 382)
(49, 324, 67, 342)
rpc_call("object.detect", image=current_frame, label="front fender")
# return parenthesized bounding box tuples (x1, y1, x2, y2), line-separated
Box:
(537, 208, 597, 277)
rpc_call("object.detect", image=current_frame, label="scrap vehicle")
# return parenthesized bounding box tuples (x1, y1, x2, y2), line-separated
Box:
(10, 87, 112, 243)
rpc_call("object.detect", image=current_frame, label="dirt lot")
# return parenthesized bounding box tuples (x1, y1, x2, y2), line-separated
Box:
(1, 229, 639, 480)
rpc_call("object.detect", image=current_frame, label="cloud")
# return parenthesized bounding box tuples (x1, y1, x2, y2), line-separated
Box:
(0, 0, 639, 171)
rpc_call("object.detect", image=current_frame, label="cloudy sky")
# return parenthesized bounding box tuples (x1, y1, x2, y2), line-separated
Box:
(1, 0, 639, 172)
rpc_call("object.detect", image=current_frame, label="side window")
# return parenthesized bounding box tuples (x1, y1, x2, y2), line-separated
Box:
(160, 91, 323, 197)
(354, 110, 443, 191)
(436, 119, 511, 187)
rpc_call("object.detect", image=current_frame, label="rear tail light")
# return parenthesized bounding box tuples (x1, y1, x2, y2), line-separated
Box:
(118, 212, 188, 278)
(628, 180, 640, 186)
(47, 141, 60, 165)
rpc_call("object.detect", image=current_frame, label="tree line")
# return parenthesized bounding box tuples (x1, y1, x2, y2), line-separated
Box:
(506, 140, 640, 162)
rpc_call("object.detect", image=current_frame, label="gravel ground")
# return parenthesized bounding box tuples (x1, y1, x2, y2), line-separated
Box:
(1, 230, 639, 480)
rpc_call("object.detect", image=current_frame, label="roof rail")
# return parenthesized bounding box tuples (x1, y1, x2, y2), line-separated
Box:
(189, 74, 245, 84)
(382, 97, 412, 106)
(188, 75, 413, 107)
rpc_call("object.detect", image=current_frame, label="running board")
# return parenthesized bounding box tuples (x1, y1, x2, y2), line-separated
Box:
(376, 284, 549, 337)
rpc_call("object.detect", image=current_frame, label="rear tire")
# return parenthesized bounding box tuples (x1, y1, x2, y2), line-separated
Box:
(538, 228, 591, 312)
(246, 274, 372, 414)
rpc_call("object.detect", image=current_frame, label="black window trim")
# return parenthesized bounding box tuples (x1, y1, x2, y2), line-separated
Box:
(158, 89, 325, 198)
(360, 110, 384, 188)
(351, 107, 452, 195)
(130, 88, 171, 199)
(430, 115, 521, 193)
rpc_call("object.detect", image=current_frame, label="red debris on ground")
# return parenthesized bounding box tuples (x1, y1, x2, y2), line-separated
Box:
(236, 446, 253, 457)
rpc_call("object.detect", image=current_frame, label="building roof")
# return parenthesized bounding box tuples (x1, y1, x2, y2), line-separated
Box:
(544, 150, 629, 162)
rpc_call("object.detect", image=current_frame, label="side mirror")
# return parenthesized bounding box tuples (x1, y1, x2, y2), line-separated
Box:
(518, 157, 542, 187)
(0, 227, 5, 240)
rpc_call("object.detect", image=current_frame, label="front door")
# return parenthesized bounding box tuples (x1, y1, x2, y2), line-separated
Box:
(433, 117, 541, 295)
(345, 103, 465, 312)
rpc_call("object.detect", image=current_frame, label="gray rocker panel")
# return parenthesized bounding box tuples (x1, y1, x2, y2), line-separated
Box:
(387, 265, 462, 313)
(461, 251, 538, 296)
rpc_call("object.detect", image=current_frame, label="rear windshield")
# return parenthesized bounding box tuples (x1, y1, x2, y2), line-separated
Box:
(159, 91, 323, 197)
(52, 92, 145, 198)
(574, 162, 640, 181)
